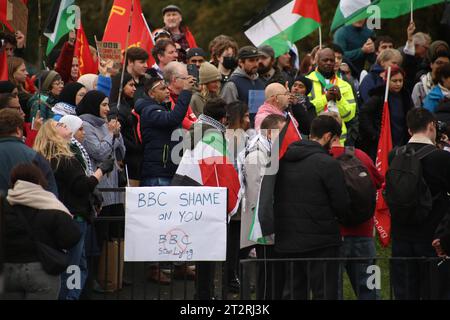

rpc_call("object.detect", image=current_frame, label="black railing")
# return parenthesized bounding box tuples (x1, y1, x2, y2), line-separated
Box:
(86, 188, 450, 300)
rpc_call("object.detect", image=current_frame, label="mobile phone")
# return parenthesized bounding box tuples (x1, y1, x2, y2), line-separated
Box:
(187, 64, 199, 82)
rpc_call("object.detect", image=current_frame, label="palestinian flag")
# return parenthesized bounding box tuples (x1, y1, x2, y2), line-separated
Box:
(331, 0, 445, 31)
(244, 0, 321, 57)
(331, 0, 375, 32)
(248, 113, 301, 243)
(172, 130, 242, 216)
(279, 112, 302, 160)
(44, 0, 76, 56)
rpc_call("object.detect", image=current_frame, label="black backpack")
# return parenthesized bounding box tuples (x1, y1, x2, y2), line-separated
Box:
(385, 144, 437, 225)
(337, 147, 377, 226)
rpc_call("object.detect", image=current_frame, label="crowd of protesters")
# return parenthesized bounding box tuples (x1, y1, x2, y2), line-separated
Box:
(0, 4, 450, 301)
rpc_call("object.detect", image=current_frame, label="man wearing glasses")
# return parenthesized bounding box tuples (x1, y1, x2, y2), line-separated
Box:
(254, 83, 292, 131)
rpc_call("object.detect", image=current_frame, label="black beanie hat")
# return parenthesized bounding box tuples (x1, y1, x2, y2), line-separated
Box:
(59, 82, 85, 106)
(76, 90, 107, 117)
(0, 81, 16, 94)
(293, 75, 313, 96)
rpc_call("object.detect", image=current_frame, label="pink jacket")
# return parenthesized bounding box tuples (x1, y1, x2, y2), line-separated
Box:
(254, 102, 285, 130)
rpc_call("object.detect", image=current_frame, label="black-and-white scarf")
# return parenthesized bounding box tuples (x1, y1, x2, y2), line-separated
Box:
(72, 137, 93, 175)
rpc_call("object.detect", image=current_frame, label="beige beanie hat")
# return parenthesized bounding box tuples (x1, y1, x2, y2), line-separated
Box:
(199, 62, 221, 85)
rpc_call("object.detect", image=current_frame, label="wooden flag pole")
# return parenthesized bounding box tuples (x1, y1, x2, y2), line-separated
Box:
(410, 0, 414, 22)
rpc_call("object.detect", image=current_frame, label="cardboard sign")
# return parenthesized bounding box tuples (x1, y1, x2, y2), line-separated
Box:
(6, 0, 28, 39)
(96, 41, 122, 63)
(124, 187, 227, 262)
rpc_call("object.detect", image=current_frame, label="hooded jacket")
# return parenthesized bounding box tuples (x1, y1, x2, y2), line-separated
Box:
(135, 90, 191, 179)
(359, 63, 385, 104)
(221, 67, 265, 105)
(274, 140, 350, 254)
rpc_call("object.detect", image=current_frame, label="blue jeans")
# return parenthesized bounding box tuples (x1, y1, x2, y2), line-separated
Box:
(59, 219, 88, 300)
(391, 238, 450, 300)
(140, 177, 172, 187)
(338, 236, 380, 300)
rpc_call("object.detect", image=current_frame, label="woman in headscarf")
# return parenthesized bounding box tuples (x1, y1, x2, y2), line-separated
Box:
(27, 70, 64, 122)
(109, 72, 142, 186)
(52, 82, 87, 121)
(33, 119, 114, 300)
(77, 74, 98, 92)
(76, 90, 126, 219)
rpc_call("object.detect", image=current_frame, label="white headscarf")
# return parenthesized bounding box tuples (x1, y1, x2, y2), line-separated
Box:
(77, 74, 98, 91)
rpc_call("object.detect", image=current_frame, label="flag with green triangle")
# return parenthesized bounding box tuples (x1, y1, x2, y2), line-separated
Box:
(244, 0, 321, 58)
(44, 0, 76, 56)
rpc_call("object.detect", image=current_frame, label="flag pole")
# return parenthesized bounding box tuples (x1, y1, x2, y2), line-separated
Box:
(384, 66, 392, 103)
(38, 0, 43, 70)
(141, 13, 154, 45)
(319, 26, 322, 50)
(410, 0, 414, 22)
(116, 0, 135, 113)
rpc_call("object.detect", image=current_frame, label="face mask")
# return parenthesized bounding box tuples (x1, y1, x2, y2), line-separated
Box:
(222, 56, 238, 70)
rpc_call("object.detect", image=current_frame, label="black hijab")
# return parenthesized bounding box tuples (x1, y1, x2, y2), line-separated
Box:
(59, 82, 85, 106)
(76, 90, 107, 117)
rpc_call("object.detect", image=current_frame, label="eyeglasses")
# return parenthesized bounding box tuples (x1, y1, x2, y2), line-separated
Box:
(53, 81, 64, 87)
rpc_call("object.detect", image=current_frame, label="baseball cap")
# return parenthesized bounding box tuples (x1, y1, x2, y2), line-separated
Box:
(258, 45, 275, 59)
(238, 46, 263, 60)
(162, 5, 181, 15)
(186, 48, 207, 60)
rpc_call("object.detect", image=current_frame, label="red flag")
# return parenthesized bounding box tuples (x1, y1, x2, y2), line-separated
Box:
(375, 100, 393, 247)
(0, 0, 13, 31)
(103, 0, 155, 66)
(0, 49, 8, 80)
(279, 113, 301, 159)
(292, 0, 321, 23)
(184, 27, 198, 48)
(74, 23, 98, 76)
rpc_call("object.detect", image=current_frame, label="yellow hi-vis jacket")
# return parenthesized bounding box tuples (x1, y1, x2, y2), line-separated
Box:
(307, 71, 357, 145)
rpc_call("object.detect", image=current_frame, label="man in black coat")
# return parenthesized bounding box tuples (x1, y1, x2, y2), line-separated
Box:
(274, 115, 351, 300)
(390, 108, 450, 300)
(135, 63, 195, 188)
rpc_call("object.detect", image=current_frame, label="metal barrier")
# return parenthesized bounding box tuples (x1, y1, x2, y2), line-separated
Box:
(86, 188, 450, 300)
(239, 256, 450, 300)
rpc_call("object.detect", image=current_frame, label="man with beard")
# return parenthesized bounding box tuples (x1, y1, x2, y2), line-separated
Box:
(273, 115, 351, 300)
(307, 48, 356, 145)
(161, 5, 197, 63)
(257, 45, 286, 86)
(221, 46, 265, 105)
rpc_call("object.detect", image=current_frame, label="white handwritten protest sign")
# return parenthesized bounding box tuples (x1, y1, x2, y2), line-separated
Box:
(124, 187, 227, 262)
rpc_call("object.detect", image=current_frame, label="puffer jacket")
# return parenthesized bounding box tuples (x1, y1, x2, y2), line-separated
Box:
(135, 90, 191, 179)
